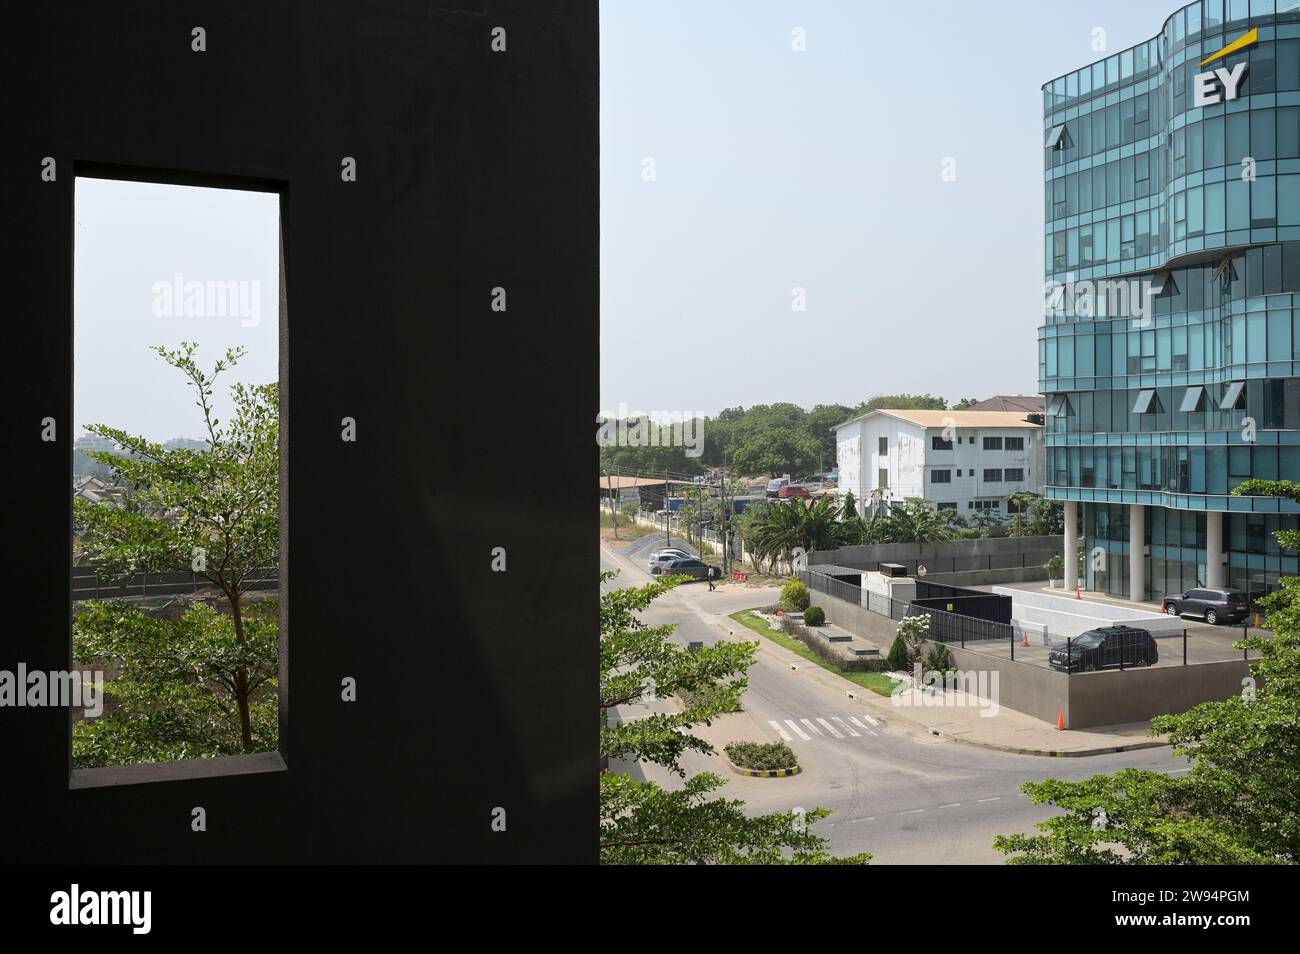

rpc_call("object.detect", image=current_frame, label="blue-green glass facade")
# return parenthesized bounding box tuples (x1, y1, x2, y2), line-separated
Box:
(1040, 0, 1300, 601)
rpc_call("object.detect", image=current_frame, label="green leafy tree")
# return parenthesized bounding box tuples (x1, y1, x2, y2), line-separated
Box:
(1005, 491, 1040, 537)
(802, 403, 853, 470)
(851, 394, 947, 415)
(950, 397, 979, 410)
(994, 478, 1300, 864)
(73, 343, 279, 764)
(732, 427, 820, 477)
(599, 573, 869, 864)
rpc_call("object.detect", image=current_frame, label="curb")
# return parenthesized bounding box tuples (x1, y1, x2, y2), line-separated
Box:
(934, 732, 1169, 758)
(725, 758, 801, 778)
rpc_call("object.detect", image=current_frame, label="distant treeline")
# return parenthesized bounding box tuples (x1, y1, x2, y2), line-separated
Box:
(599, 394, 975, 478)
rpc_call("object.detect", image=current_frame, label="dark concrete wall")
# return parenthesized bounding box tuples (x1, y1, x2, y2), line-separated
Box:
(809, 536, 1062, 574)
(2, 0, 597, 863)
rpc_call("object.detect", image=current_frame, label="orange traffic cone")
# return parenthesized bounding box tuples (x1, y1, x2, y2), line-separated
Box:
(1022, 628, 1029, 648)
(1056, 708, 1066, 731)
(1075, 584, 1082, 600)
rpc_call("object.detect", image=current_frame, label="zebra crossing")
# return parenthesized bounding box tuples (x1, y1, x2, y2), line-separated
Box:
(769, 713, 880, 743)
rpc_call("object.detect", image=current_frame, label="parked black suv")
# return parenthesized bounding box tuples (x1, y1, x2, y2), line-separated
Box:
(1161, 588, 1249, 625)
(1048, 625, 1159, 673)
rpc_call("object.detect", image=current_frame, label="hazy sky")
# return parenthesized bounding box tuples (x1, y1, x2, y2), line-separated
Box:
(600, 0, 1184, 416)
(74, 177, 279, 441)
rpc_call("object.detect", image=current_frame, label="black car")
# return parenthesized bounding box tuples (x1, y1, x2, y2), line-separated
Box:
(655, 558, 721, 581)
(1161, 588, 1249, 625)
(1048, 625, 1159, 673)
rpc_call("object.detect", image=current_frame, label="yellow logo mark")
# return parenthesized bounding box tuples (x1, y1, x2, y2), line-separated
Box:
(1199, 28, 1259, 67)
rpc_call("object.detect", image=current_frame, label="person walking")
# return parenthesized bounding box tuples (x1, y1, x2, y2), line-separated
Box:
(707, 564, 717, 592)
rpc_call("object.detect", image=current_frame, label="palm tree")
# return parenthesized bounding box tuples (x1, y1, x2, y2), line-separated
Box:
(878, 499, 953, 544)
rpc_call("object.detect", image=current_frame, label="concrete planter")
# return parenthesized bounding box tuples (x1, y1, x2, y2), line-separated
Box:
(724, 758, 801, 779)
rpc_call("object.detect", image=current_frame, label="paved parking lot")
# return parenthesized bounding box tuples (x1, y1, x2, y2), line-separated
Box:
(963, 581, 1266, 668)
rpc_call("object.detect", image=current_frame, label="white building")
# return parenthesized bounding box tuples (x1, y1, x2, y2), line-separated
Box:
(833, 409, 1043, 518)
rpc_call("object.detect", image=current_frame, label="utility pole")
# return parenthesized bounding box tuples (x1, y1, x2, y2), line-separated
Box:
(664, 475, 671, 548)
(718, 466, 729, 576)
(605, 469, 617, 540)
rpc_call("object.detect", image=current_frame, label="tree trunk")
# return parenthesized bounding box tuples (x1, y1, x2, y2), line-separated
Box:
(226, 583, 254, 750)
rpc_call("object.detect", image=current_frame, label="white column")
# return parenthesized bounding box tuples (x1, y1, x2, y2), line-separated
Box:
(1063, 500, 1078, 591)
(1205, 510, 1225, 588)
(1129, 504, 1146, 602)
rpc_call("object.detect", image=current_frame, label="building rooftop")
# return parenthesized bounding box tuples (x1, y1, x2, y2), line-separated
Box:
(599, 475, 695, 490)
(965, 395, 1044, 413)
(835, 408, 1042, 431)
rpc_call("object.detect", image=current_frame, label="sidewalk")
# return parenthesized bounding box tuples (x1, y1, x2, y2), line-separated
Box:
(711, 608, 1168, 757)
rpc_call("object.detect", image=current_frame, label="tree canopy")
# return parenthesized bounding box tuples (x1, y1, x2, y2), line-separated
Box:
(600, 572, 870, 864)
(72, 343, 280, 765)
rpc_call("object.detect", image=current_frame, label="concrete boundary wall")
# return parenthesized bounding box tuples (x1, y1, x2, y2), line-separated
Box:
(1068, 659, 1251, 727)
(809, 536, 1062, 572)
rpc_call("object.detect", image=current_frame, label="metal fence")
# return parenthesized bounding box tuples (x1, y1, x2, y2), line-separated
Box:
(799, 570, 912, 621)
(71, 563, 279, 601)
(910, 604, 1014, 646)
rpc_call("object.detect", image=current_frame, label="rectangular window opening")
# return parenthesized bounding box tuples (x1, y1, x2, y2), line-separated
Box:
(71, 169, 286, 784)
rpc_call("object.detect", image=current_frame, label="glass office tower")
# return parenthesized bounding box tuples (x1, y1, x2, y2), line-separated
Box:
(1040, 0, 1300, 604)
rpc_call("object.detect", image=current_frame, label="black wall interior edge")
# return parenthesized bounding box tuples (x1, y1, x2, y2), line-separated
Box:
(1, 0, 597, 863)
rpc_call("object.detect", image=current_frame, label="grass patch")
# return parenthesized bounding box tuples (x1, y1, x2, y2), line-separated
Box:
(730, 610, 899, 697)
(598, 511, 656, 542)
(725, 740, 797, 771)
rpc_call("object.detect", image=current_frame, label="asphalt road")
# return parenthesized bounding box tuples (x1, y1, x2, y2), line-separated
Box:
(601, 542, 1188, 864)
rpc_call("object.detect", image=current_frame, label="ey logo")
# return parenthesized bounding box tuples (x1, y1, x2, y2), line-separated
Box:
(1192, 28, 1257, 108)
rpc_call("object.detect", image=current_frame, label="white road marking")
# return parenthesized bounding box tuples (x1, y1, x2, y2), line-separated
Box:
(769, 720, 793, 742)
(977, 797, 1001, 803)
(900, 809, 925, 815)
(832, 717, 859, 737)
(800, 718, 823, 737)
(784, 719, 811, 741)
(848, 716, 878, 736)
(816, 718, 844, 738)
(859, 713, 880, 726)
(938, 803, 962, 809)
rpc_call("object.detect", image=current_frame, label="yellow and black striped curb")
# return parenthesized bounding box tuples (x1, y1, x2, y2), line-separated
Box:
(725, 759, 801, 778)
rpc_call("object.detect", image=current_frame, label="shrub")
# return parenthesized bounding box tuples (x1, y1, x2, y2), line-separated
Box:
(779, 614, 889, 673)
(804, 605, 826, 626)
(886, 634, 910, 672)
(925, 643, 954, 674)
(896, 614, 932, 667)
(725, 740, 798, 771)
(779, 578, 811, 612)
